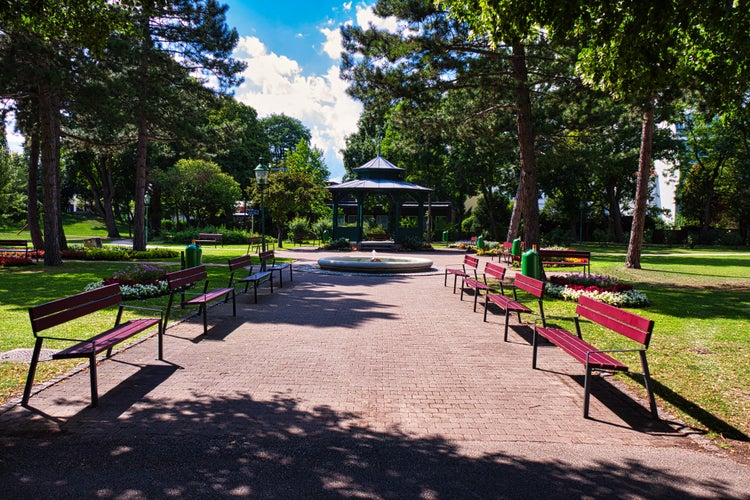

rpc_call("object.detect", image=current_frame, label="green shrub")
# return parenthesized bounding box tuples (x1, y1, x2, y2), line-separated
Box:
(324, 237, 351, 250)
(287, 217, 310, 242)
(312, 218, 332, 239)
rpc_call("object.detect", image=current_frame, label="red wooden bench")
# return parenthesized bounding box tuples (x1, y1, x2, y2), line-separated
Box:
(228, 254, 273, 303)
(484, 273, 546, 342)
(259, 250, 292, 287)
(532, 294, 658, 419)
(22, 284, 164, 407)
(461, 261, 507, 312)
(165, 265, 235, 335)
(539, 248, 591, 274)
(444, 254, 479, 293)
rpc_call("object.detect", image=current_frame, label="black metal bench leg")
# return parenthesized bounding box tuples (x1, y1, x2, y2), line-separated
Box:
(640, 351, 659, 419)
(583, 364, 592, 418)
(89, 354, 99, 408)
(22, 338, 44, 406)
(202, 303, 208, 335)
(504, 310, 511, 342)
(531, 329, 539, 369)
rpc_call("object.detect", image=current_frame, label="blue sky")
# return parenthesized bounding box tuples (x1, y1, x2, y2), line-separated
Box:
(222, 0, 397, 180)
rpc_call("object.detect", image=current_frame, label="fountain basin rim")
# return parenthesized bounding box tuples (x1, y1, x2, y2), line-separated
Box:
(317, 255, 434, 273)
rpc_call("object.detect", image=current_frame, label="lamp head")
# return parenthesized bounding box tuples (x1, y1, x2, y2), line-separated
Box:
(254, 164, 270, 186)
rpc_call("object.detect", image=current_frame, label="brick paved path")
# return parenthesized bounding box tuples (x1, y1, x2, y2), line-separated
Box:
(2, 248, 748, 498)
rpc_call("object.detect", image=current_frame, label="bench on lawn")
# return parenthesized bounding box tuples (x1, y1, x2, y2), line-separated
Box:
(22, 284, 164, 408)
(246, 236, 274, 253)
(484, 273, 546, 342)
(165, 265, 235, 335)
(532, 294, 658, 419)
(259, 250, 292, 287)
(228, 254, 273, 303)
(194, 233, 223, 247)
(461, 261, 508, 312)
(0, 239, 38, 260)
(444, 254, 479, 294)
(539, 248, 591, 274)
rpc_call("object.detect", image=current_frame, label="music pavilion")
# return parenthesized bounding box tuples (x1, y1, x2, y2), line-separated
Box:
(327, 156, 452, 244)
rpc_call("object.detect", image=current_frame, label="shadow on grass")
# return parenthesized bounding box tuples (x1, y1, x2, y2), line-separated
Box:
(2, 389, 747, 498)
(645, 376, 750, 442)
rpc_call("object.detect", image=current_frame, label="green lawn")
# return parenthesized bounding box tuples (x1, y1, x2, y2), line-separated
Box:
(1, 227, 749, 456)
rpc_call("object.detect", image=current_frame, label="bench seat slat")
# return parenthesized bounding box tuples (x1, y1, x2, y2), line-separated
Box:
(183, 287, 234, 305)
(535, 327, 627, 371)
(487, 294, 531, 314)
(52, 318, 161, 359)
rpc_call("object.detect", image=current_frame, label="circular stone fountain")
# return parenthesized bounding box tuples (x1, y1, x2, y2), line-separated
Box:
(317, 251, 433, 273)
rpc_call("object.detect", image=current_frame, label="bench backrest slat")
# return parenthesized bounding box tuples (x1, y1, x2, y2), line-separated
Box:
(29, 284, 122, 334)
(463, 255, 479, 268)
(513, 273, 544, 298)
(259, 250, 275, 262)
(198, 233, 222, 239)
(0, 239, 27, 247)
(228, 255, 253, 272)
(484, 262, 506, 280)
(166, 265, 208, 290)
(576, 295, 653, 346)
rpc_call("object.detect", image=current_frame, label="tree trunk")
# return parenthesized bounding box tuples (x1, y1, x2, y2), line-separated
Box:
(26, 126, 44, 250)
(511, 42, 540, 249)
(100, 157, 121, 238)
(38, 85, 63, 266)
(506, 180, 522, 242)
(626, 98, 655, 269)
(605, 182, 625, 242)
(133, 21, 153, 252)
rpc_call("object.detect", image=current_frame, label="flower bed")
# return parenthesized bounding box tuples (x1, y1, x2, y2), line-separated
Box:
(0, 254, 35, 267)
(544, 273, 650, 307)
(85, 263, 171, 300)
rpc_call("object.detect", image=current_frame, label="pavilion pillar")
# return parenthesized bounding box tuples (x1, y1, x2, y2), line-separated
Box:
(417, 197, 426, 241)
(357, 194, 364, 242)
(331, 196, 339, 240)
(393, 193, 401, 242)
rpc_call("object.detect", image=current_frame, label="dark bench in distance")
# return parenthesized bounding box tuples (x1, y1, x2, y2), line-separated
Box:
(22, 284, 164, 407)
(484, 273, 546, 342)
(165, 265, 235, 335)
(228, 254, 273, 303)
(461, 261, 508, 312)
(444, 254, 479, 294)
(194, 233, 223, 247)
(533, 294, 658, 419)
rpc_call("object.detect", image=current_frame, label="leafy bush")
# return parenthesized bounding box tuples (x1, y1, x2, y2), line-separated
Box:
(62, 245, 178, 261)
(324, 237, 351, 250)
(311, 218, 332, 239)
(287, 217, 310, 241)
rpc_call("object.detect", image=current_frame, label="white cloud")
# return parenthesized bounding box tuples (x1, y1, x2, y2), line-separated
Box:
(230, 4, 400, 181)
(233, 36, 360, 181)
(354, 2, 401, 32)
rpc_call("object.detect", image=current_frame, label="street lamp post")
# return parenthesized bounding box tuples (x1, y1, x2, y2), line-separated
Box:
(254, 164, 270, 253)
(144, 193, 151, 246)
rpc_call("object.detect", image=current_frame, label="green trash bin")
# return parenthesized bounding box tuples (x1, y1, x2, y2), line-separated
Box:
(477, 235, 485, 250)
(185, 242, 202, 268)
(442, 230, 448, 242)
(511, 237, 522, 258)
(322, 230, 330, 243)
(521, 246, 541, 279)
